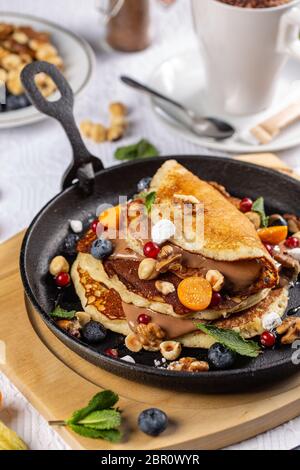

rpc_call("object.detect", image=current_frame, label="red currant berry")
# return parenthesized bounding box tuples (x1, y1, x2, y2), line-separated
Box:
(260, 331, 276, 348)
(285, 236, 300, 249)
(138, 314, 151, 325)
(55, 272, 70, 288)
(264, 243, 274, 256)
(104, 348, 118, 358)
(239, 198, 253, 213)
(90, 219, 99, 233)
(210, 292, 222, 307)
(143, 241, 160, 259)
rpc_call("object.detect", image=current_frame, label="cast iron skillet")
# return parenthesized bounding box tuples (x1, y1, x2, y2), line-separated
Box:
(20, 62, 300, 393)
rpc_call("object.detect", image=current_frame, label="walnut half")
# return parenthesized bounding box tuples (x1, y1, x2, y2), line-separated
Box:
(136, 322, 165, 351)
(168, 357, 209, 372)
(276, 316, 300, 344)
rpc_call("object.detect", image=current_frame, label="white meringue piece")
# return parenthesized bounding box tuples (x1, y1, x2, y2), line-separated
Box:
(262, 311, 282, 331)
(120, 355, 135, 364)
(69, 219, 83, 233)
(151, 219, 176, 245)
(287, 248, 300, 261)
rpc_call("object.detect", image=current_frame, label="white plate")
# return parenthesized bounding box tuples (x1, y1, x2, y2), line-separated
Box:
(0, 12, 95, 129)
(149, 49, 300, 153)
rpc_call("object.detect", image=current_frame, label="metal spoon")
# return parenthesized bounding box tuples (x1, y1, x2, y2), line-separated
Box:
(120, 75, 235, 141)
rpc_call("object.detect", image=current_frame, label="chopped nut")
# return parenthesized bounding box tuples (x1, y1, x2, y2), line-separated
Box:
(156, 254, 182, 273)
(6, 69, 23, 95)
(125, 332, 142, 352)
(157, 245, 174, 260)
(284, 214, 300, 234)
(49, 256, 69, 276)
(109, 102, 127, 117)
(138, 258, 158, 280)
(35, 72, 56, 97)
(245, 211, 261, 229)
(173, 194, 200, 204)
(57, 318, 81, 338)
(35, 43, 58, 60)
(1, 53, 21, 70)
(276, 316, 300, 344)
(12, 31, 28, 45)
(45, 55, 64, 68)
(0, 23, 13, 40)
(136, 322, 165, 351)
(168, 356, 209, 372)
(90, 123, 107, 143)
(107, 125, 125, 142)
(205, 269, 224, 292)
(155, 280, 175, 295)
(80, 120, 93, 138)
(160, 340, 182, 360)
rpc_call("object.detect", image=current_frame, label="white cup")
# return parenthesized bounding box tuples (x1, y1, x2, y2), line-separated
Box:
(191, 0, 300, 115)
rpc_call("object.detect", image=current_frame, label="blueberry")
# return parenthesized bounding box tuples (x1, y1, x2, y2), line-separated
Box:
(91, 238, 113, 260)
(5, 93, 30, 111)
(63, 233, 79, 256)
(137, 177, 152, 193)
(208, 343, 236, 370)
(82, 320, 107, 344)
(138, 408, 168, 436)
(268, 214, 287, 227)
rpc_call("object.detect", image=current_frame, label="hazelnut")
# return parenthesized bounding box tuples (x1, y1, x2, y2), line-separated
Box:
(157, 244, 174, 260)
(80, 120, 93, 138)
(1, 53, 21, 70)
(125, 332, 142, 352)
(49, 256, 69, 276)
(205, 270, 224, 292)
(12, 31, 28, 45)
(160, 340, 182, 360)
(138, 258, 158, 280)
(35, 43, 58, 61)
(155, 280, 175, 295)
(245, 211, 261, 229)
(109, 102, 127, 117)
(188, 361, 209, 372)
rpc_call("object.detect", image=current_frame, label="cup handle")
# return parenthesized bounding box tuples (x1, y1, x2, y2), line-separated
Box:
(95, 0, 124, 23)
(277, 7, 300, 60)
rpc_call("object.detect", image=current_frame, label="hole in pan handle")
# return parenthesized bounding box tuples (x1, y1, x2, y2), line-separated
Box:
(20, 61, 104, 194)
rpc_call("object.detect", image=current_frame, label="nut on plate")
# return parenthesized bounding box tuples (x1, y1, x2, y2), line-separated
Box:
(107, 125, 125, 142)
(125, 332, 143, 352)
(49, 255, 69, 276)
(276, 316, 300, 344)
(245, 211, 261, 229)
(205, 269, 224, 292)
(157, 244, 174, 260)
(168, 357, 209, 372)
(136, 322, 165, 351)
(155, 280, 175, 295)
(138, 258, 158, 280)
(90, 123, 107, 143)
(160, 340, 182, 360)
(156, 254, 182, 274)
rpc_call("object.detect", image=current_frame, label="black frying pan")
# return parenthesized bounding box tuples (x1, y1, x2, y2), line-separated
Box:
(20, 62, 300, 393)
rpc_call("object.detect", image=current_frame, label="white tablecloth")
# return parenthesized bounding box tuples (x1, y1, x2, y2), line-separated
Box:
(1, 0, 300, 450)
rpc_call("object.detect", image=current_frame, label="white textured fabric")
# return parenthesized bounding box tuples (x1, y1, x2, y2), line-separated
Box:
(0, 0, 300, 451)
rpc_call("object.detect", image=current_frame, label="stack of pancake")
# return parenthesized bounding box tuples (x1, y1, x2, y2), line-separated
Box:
(72, 160, 290, 349)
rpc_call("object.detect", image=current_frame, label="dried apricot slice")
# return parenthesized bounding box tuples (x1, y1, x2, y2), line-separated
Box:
(258, 226, 288, 245)
(177, 277, 212, 311)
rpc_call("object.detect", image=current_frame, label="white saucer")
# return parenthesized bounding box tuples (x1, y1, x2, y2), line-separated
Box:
(0, 12, 95, 129)
(149, 49, 300, 154)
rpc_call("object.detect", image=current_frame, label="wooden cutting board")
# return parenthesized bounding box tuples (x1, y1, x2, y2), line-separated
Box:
(1, 154, 300, 450)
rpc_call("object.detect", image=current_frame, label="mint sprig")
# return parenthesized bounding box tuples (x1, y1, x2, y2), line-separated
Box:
(114, 139, 159, 161)
(49, 306, 76, 320)
(252, 197, 269, 228)
(196, 323, 261, 358)
(51, 390, 122, 443)
(144, 191, 156, 213)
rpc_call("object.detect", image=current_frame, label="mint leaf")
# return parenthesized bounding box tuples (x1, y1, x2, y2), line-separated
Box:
(67, 390, 119, 425)
(114, 139, 159, 161)
(196, 324, 261, 358)
(252, 197, 269, 228)
(68, 424, 122, 442)
(145, 191, 156, 213)
(49, 306, 76, 320)
(79, 410, 121, 430)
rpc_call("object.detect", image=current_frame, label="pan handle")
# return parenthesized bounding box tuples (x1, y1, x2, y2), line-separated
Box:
(21, 61, 104, 193)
